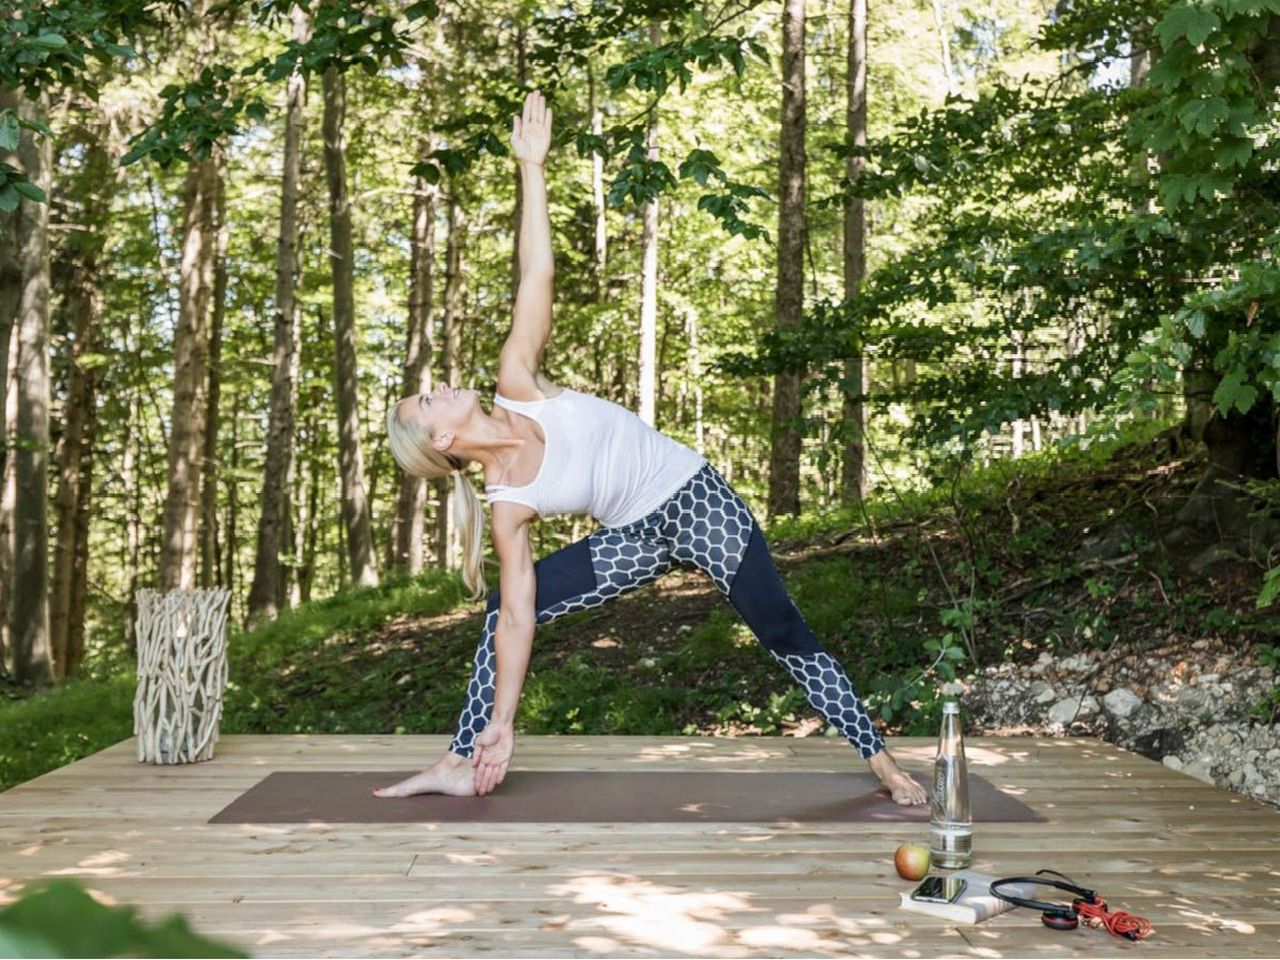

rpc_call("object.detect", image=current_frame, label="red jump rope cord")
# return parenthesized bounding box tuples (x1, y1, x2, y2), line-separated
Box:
(1076, 898, 1154, 941)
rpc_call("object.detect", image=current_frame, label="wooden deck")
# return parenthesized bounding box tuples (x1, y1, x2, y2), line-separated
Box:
(1, 734, 1277, 958)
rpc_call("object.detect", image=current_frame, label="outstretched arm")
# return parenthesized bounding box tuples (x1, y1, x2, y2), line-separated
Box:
(500, 90, 554, 386)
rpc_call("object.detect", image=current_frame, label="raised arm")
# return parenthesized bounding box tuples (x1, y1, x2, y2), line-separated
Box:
(499, 90, 554, 393)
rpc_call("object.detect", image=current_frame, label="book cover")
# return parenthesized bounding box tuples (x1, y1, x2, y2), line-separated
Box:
(898, 870, 1036, 924)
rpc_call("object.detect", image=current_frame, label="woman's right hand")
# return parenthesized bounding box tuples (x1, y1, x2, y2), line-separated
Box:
(511, 88, 552, 166)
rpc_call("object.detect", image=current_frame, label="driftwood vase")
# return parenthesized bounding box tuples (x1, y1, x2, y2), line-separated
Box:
(133, 588, 232, 764)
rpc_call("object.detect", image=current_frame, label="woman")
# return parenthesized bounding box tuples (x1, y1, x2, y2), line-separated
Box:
(378, 90, 927, 806)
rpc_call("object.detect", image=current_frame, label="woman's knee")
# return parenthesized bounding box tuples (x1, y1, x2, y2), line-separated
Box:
(727, 523, 824, 657)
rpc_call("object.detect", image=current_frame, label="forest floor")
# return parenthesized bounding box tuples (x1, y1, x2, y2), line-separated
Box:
(2, 420, 1277, 801)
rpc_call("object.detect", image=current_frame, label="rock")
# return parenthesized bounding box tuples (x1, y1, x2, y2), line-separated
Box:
(1196, 673, 1220, 684)
(1163, 755, 1183, 771)
(1102, 688, 1142, 719)
(1135, 726, 1185, 759)
(1059, 653, 1093, 673)
(1029, 681, 1056, 704)
(1183, 760, 1213, 783)
(1048, 695, 1098, 725)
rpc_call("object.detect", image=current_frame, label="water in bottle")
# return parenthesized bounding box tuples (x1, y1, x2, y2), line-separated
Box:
(930, 700, 972, 868)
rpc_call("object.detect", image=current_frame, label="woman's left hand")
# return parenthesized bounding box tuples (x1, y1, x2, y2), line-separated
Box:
(511, 89, 552, 166)
(472, 722, 515, 795)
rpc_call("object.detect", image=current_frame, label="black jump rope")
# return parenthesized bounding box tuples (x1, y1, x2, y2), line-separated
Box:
(990, 869, 1153, 941)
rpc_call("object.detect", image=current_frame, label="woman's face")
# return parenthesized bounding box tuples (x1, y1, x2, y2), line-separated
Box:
(408, 382, 480, 451)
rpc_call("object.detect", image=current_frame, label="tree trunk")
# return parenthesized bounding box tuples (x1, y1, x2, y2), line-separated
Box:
(687, 309, 705, 454)
(224, 384, 241, 606)
(300, 411, 321, 602)
(437, 187, 466, 569)
(10, 88, 54, 686)
(199, 162, 228, 587)
(159, 150, 220, 590)
(322, 64, 378, 588)
(122, 382, 141, 652)
(0, 331, 14, 674)
(50, 134, 111, 679)
(590, 63, 607, 297)
(768, 0, 807, 520)
(249, 3, 309, 621)
(637, 23, 662, 426)
(931, 0, 957, 97)
(0, 88, 20, 673)
(511, 24, 527, 295)
(840, 0, 869, 505)
(394, 155, 437, 574)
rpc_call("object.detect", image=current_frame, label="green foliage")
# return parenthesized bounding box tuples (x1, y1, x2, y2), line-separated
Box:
(720, 0, 1279, 470)
(0, 879, 246, 958)
(0, 672, 134, 794)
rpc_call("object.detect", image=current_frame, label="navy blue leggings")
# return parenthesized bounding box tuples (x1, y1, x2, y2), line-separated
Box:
(448, 462, 885, 759)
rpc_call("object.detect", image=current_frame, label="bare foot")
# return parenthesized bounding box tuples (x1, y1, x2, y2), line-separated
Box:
(867, 749, 929, 806)
(373, 753, 476, 798)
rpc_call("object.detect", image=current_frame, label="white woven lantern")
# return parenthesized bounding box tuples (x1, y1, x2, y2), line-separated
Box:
(133, 587, 232, 764)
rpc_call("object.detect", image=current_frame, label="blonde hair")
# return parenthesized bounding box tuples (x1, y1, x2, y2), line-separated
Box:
(386, 397, 486, 600)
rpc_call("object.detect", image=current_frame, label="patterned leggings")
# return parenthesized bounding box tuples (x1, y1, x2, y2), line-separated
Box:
(448, 462, 886, 759)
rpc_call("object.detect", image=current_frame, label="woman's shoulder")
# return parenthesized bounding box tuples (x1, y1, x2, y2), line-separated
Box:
(495, 366, 567, 403)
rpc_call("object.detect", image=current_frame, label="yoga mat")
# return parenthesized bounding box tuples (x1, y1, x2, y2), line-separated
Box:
(208, 770, 1045, 824)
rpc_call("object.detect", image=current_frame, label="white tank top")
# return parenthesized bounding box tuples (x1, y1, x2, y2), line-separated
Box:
(482, 387, 707, 528)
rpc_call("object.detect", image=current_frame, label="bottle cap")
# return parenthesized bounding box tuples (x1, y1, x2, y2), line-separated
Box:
(942, 700, 960, 714)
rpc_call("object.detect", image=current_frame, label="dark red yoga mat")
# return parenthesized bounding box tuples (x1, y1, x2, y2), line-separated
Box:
(207, 770, 1044, 824)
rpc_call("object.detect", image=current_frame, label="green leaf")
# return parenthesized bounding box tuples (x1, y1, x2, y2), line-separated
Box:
(1212, 369, 1258, 414)
(1214, 134, 1254, 168)
(1156, 3, 1221, 47)
(1257, 566, 1280, 609)
(0, 184, 19, 213)
(0, 112, 19, 152)
(17, 116, 51, 136)
(1177, 96, 1227, 135)
(11, 178, 45, 203)
(31, 33, 69, 50)
(405, 0, 438, 20)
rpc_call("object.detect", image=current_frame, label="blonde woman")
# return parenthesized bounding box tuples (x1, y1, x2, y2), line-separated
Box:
(378, 90, 927, 806)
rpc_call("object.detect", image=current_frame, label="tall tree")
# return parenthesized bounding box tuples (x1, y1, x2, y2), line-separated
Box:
(768, 0, 807, 519)
(50, 129, 113, 678)
(393, 142, 437, 574)
(840, 0, 869, 504)
(322, 61, 378, 588)
(159, 146, 220, 590)
(638, 21, 662, 426)
(436, 186, 466, 570)
(199, 158, 228, 587)
(0, 88, 19, 673)
(9, 88, 53, 685)
(158, 6, 222, 591)
(249, 3, 310, 620)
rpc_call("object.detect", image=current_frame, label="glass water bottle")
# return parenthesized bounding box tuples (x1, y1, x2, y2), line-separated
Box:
(930, 700, 972, 869)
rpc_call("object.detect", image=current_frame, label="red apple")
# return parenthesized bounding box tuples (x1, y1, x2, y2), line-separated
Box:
(894, 842, 931, 880)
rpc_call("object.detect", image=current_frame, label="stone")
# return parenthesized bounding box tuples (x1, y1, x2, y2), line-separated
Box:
(1028, 681, 1056, 704)
(1183, 760, 1213, 783)
(1163, 755, 1183, 771)
(1059, 653, 1092, 673)
(1102, 688, 1142, 719)
(1048, 695, 1098, 725)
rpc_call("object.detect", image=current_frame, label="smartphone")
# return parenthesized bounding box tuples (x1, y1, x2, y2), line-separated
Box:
(910, 875, 968, 904)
